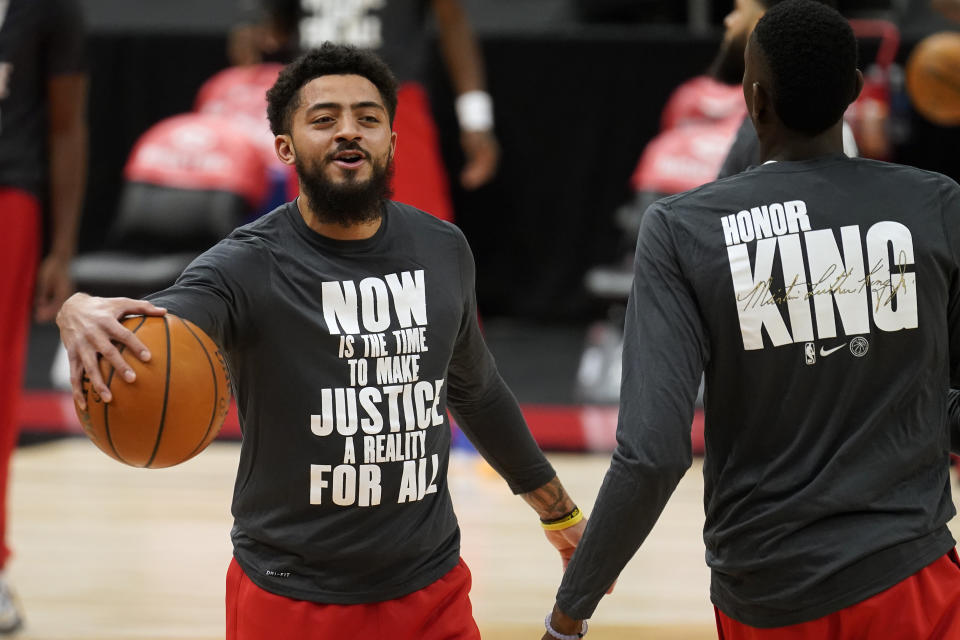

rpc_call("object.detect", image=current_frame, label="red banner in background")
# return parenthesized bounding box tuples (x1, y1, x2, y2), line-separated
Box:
(659, 75, 746, 131)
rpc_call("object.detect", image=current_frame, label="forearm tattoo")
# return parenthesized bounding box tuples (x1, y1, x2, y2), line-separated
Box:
(522, 476, 575, 520)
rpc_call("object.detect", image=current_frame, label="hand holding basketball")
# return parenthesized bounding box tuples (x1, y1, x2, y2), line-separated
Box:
(57, 293, 167, 408)
(58, 294, 231, 468)
(73, 314, 230, 468)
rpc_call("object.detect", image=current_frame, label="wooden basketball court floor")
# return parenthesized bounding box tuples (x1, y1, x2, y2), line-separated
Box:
(6, 439, 960, 640)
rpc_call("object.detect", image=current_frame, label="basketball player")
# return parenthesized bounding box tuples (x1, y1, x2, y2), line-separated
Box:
(712, 0, 858, 179)
(229, 0, 498, 221)
(0, 0, 87, 632)
(543, 2, 960, 638)
(57, 43, 585, 640)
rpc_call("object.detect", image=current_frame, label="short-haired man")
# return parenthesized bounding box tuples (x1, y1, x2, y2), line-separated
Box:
(56, 43, 584, 640)
(712, 0, 857, 178)
(543, 2, 960, 638)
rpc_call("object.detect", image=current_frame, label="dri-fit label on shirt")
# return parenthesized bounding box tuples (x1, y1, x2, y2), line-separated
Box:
(722, 199, 918, 350)
(309, 269, 443, 507)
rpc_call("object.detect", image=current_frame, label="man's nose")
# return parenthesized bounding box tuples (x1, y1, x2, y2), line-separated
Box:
(335, 115, 362, 141)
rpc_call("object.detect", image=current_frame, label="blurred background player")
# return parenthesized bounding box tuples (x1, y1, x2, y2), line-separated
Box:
(227, 0, 499, 221)
(545, 1, 960, 638)
(0, 0, 87, 632)
(712, 0, 859, 178)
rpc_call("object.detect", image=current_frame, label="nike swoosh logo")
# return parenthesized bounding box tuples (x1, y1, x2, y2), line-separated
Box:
(819, 343, 847, 357)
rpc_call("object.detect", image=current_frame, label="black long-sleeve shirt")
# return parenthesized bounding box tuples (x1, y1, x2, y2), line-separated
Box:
(558, 155, 960, 627)
(149, 201, 555, 603)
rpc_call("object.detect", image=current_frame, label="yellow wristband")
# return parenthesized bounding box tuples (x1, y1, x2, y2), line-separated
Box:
(541, 507, 583, 531)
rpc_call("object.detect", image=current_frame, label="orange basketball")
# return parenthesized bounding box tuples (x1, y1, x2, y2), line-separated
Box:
(905, 32, 960, 127)
(75, 314, 231, 468)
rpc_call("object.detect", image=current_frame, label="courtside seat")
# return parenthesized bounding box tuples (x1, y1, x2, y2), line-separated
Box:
(72, 113, 268, 299)
(194, 63, 291, 218)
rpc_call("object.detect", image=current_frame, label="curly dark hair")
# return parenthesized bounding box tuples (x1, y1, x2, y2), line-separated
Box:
(266, 42, 399, 136)
(753, 0, 858, 135)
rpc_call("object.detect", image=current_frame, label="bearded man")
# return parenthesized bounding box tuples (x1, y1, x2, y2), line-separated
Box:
(56, 43, 585, 640)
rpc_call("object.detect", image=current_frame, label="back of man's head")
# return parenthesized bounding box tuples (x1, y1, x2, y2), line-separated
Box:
(709, 0, 841, 86)
(752, 0, 858, 135)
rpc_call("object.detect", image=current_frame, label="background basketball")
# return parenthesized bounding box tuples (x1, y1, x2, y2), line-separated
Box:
(905, 31, 960, 127)
(75, 314, 231, 468)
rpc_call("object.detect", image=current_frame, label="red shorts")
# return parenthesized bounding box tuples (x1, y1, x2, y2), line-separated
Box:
(715, 549, 960, 639)
(225, 557, 481, 640)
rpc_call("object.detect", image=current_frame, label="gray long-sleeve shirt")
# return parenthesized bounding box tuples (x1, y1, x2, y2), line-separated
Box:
(558, 154, 960, 628)
(148, 201, 555, 603)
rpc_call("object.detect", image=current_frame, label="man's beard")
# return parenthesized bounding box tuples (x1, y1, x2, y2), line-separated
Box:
(296, 142, 394, 227)
(708, 32, 748, 86)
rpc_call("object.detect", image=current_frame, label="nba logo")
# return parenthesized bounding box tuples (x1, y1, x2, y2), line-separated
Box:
(804, 342, 816, 365)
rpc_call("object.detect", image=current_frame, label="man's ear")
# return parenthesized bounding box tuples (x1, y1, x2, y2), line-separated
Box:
(275, 134, 296, 166)
(851, 68, 865, 104)
(751, 81, 771, 125)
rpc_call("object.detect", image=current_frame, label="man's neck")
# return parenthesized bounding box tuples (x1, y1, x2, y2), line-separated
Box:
(296, 196, 382, 241)
(758, 120, 844, 163)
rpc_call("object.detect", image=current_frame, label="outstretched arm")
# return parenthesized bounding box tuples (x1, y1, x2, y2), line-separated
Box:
(544, 203, 706, 637)
(445, 230, 586, 569)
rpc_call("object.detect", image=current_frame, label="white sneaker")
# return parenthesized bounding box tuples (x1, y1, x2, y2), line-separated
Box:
(0, 577, 23, 634)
